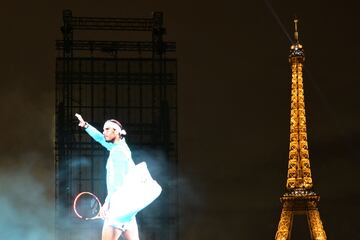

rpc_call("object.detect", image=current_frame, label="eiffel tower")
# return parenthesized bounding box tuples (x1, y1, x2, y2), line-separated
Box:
(274, 19, 327, 240)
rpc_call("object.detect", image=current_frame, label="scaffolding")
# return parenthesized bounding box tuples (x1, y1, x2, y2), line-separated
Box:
(55, 10, 178, 240)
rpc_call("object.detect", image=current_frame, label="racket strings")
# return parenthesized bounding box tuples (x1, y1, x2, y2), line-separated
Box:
(74, 192, 101, 220)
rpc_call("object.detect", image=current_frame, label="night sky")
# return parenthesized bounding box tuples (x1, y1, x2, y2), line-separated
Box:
(0, 0, 359, 239)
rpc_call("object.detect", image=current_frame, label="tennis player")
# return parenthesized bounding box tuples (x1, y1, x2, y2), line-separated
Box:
(75, 113, 139, 240)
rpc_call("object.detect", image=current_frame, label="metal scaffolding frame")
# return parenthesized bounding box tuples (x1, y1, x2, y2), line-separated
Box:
(55, 10, 178, 240)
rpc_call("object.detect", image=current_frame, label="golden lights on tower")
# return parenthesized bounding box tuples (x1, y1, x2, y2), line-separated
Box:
(286, 18, 313, 191)
(274, 18, 327, 240)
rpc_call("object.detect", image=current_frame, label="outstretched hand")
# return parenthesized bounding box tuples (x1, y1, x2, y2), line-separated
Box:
(75, 113, 87, 128)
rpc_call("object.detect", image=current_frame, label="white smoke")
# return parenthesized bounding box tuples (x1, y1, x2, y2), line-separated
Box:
(0, 163, 54, 240)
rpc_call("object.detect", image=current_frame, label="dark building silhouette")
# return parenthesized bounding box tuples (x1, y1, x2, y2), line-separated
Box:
(55, 10, 178, 240)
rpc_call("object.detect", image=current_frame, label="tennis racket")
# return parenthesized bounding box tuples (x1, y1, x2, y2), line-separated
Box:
(73, 192, 103, 220)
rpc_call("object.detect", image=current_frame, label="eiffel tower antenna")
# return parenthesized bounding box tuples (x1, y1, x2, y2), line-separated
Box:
(274, 18, 327, 240)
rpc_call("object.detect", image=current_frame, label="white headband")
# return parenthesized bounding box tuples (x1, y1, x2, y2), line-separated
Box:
(103, 121, 127, 136)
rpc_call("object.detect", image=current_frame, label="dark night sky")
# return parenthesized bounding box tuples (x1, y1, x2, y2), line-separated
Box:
(0, 0, 360, 239)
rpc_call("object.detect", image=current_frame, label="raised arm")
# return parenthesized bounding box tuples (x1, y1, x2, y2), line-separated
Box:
(75, 113, 113, 151)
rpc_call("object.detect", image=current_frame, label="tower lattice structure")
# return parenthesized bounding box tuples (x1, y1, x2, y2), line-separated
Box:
(274, 19, 327, 240)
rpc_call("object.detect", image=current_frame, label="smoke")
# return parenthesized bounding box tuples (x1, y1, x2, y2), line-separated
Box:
(0, 147, 203, 240)
(131, 147, 203, 239)
(132, 148, 168, 179)
(0, 154, 106, 240)
(0, 162, 54, 240)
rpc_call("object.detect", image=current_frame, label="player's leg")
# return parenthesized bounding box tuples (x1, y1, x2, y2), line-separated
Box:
(123, 218, 139, 240)
(102, 224, 122, 240)
(123, 229, 139, 240)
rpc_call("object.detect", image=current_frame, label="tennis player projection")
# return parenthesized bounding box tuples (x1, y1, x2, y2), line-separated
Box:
(73, 113, 162, 225)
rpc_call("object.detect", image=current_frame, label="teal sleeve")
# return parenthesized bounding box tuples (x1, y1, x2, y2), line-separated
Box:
(85, 124, 113, 151)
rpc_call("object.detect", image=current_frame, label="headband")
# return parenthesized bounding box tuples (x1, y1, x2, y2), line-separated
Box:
(103, 120, 127, 136)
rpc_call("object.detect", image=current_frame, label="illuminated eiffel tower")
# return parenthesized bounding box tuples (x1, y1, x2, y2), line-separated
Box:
(274, 19, 327, 240)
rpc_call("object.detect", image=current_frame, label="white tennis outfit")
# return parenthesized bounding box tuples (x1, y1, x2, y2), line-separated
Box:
(85, 124, 137, 230)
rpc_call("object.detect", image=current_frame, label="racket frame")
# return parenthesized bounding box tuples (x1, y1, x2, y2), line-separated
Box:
(73, 191, 103, 220)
